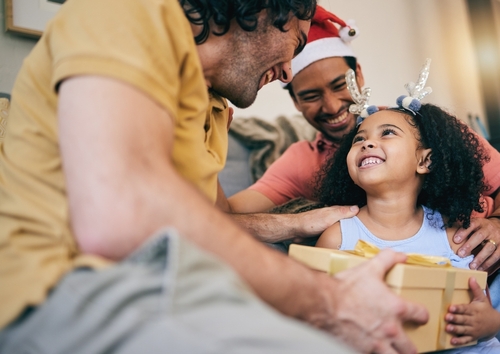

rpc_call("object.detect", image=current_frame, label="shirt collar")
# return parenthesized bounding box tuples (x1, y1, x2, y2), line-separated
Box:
(315, 132, 340, 152)
(208, 90, 228, 112)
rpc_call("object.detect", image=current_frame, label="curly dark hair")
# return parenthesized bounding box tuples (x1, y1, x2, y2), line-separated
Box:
(315, 104, 490, 229)
(180, 0, 316, 44)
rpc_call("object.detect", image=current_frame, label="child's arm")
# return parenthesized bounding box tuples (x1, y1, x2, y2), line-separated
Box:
(445, 277, 500, 346)
(316, 221, 342, 249)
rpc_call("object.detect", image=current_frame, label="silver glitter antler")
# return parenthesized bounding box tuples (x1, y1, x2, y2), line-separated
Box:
(396, 58, 433, 113)
(346, 69, 371, 115)
(346, 69, 378, 124)
(404, 58, 433, 100)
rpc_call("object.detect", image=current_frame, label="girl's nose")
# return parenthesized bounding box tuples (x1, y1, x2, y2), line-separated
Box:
(361, 141, 375, 150)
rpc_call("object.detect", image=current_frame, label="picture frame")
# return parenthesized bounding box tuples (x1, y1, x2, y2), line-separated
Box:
(5, 0, 64, 37)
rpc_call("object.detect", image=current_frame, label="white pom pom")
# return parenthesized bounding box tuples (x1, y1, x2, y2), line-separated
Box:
(402, 96, 415, 110)
(339, 20, 359, 43)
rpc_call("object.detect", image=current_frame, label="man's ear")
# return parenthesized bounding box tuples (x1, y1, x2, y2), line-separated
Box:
(417, 148, 432, 174)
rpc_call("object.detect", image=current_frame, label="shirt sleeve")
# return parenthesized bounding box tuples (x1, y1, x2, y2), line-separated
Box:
(478, 134, 500, 195)
(249, 141, 320, 205)
(49, 0, 196, 119)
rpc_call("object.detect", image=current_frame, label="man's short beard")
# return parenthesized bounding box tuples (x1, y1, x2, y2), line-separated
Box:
(212, 85, 258, 109)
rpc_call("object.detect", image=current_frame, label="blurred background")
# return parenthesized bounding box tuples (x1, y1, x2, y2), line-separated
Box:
(1, 0, 500, 149)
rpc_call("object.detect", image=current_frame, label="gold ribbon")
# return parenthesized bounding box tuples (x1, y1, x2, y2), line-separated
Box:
(348, 240, 452, 268)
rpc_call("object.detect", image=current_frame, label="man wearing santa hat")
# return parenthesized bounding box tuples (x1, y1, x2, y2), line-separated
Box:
(227, 5, 500, 272)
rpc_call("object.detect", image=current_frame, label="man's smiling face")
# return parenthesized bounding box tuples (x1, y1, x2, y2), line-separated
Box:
(290, 57, 364, 143)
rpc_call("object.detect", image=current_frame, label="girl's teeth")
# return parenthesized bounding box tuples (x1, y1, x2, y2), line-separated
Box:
(361, 158, 383, 167)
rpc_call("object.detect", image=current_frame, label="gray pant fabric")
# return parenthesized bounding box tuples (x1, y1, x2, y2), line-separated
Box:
(0, 228, 356, 354)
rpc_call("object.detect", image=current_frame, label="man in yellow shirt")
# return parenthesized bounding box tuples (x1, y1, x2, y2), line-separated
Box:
(0, 1, 427, 353)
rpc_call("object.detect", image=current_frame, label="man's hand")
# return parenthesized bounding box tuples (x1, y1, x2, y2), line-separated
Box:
(453, 217, 500, 272)
(295, 205, 360, 238)
(445, 277, 500, 345)
(312, 249, 428, 354)
(230, 205, 359, 243)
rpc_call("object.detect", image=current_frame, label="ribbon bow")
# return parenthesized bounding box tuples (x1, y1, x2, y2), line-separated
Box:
(348, 240, 452, 268)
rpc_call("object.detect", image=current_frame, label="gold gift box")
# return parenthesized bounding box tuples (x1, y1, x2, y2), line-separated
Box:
(289, 244, 488, 353)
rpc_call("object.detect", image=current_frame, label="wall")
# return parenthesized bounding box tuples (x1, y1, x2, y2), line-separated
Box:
(231, 0, 488, 134)
(0, 0, 37, 94)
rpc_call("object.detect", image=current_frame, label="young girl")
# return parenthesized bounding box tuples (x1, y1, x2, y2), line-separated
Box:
(315, 62, 500, 353)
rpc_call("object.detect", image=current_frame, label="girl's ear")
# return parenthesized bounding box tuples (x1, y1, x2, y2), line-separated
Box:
(417, 148, 432, 175)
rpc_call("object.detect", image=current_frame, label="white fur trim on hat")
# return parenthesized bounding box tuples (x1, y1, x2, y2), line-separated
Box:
(292, 37, 356, 77)
(281, 37, 356, 88)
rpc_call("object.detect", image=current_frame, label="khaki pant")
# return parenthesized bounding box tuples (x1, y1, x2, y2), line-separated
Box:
(0, 228, 356, 354)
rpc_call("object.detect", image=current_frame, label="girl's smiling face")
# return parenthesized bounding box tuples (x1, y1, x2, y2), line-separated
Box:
(346, 110, 432, 193)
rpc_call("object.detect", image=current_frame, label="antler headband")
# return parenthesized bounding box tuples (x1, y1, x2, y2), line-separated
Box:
(396, 58, 433, 113)
(347, 58, 433, 126)
(345, 69, 376, 125)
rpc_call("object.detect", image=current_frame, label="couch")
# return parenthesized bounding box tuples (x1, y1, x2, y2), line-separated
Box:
(219, 115, 317, 198)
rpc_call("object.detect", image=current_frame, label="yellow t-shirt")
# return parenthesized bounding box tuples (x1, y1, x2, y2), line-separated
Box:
(0, 0, 228, 328)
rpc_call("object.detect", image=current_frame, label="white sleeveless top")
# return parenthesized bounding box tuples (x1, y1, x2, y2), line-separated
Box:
(339, 206, 473, 269)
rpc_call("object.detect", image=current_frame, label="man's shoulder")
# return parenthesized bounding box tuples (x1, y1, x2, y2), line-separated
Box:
(281, 136, 337, 158)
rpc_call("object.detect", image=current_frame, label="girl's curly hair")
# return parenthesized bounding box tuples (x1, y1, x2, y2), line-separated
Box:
(315, 104, 490, 229)
(180, 0, 316, 44)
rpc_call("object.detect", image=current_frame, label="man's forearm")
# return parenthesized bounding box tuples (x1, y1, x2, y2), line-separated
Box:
(115, 169, 340, 321)
(229, 213, 303, 243)
(229, 206, 359, 243)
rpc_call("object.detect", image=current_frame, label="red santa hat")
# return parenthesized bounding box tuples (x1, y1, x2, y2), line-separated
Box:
(288, 6, 359, 83)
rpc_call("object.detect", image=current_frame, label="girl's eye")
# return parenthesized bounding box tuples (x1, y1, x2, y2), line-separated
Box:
(352, 136, 364, 144)
(382, 128, 397, 136)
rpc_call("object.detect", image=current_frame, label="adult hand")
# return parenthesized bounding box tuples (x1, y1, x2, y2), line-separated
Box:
(453, 217, 500, 273)
(313, 249, 428, 353)
(294, 205, 360, 239)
